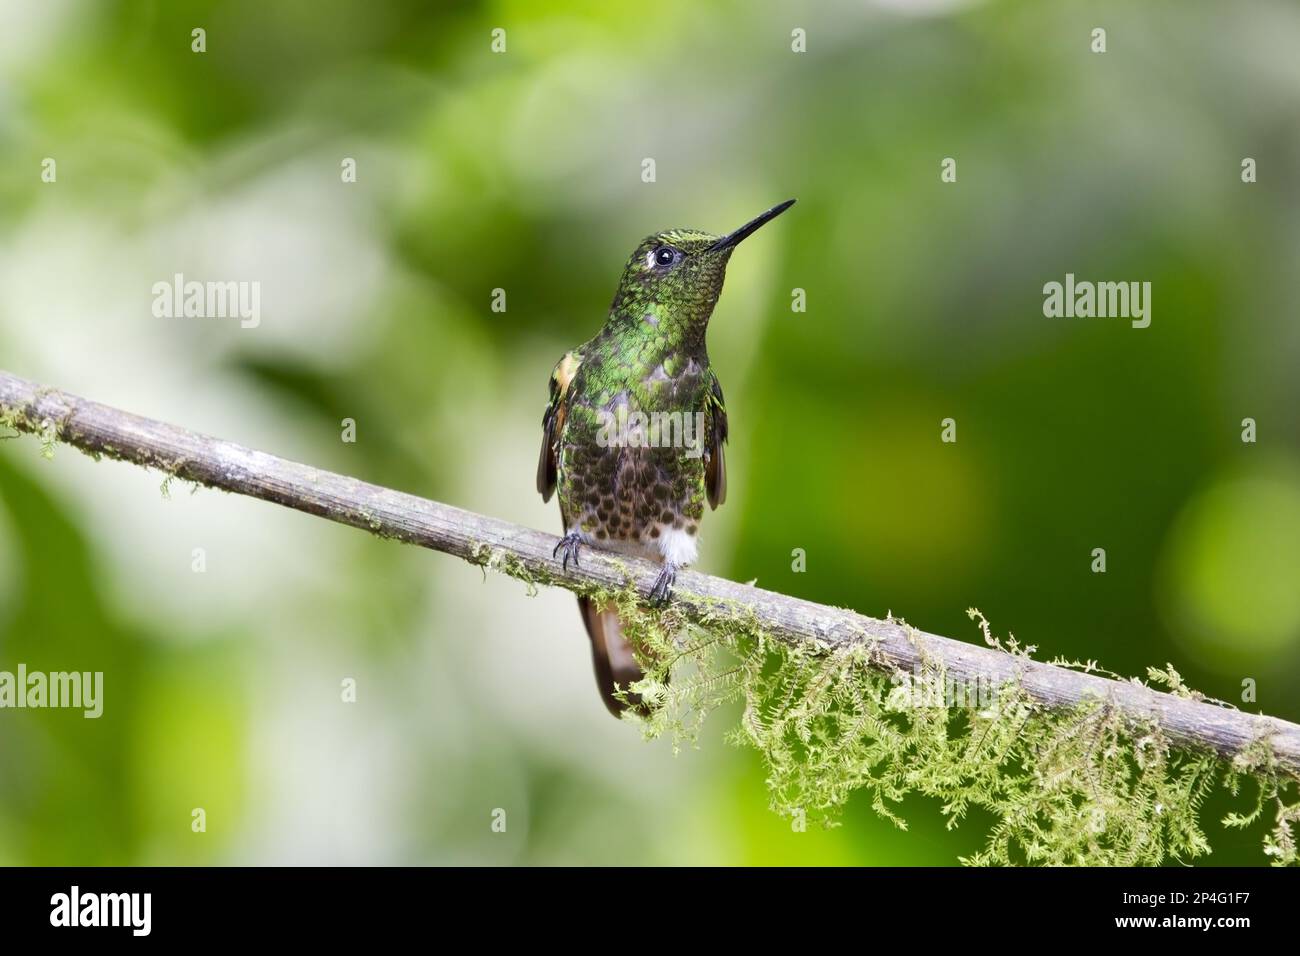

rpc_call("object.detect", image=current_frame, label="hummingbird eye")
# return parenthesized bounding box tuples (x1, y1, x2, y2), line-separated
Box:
(653, 246, 678, 267)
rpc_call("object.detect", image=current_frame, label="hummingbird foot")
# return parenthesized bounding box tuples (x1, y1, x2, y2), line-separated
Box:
(553, 532, 583, 571)
(648, 562, 678, 606)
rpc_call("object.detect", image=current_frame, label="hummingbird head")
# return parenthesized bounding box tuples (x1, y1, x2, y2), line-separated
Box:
(607, 199, 795, 349)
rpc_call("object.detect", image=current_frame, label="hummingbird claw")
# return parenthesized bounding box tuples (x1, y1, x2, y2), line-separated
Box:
(554, 532, 582, 572)
(648, 562, 678, 606)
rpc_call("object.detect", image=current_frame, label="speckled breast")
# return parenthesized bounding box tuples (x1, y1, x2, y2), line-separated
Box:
(558, 374, 710, 548)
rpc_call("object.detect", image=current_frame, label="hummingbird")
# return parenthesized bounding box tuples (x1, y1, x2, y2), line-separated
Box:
(537, 199, 796, 716)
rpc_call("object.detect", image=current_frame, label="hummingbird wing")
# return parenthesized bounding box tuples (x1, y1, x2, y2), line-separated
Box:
(536, 350, 582, 502)
(705, 371, 728, 509)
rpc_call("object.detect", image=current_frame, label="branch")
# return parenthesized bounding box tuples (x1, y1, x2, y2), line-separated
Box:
(2, 369, 1298, 774)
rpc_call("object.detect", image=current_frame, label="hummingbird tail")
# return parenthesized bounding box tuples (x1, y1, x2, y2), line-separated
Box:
(577, 596, 652, 717)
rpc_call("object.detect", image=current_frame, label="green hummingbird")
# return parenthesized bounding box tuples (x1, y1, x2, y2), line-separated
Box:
(537, 199, 796, 716)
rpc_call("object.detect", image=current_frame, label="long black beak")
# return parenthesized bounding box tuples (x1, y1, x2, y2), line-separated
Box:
(706, 199, 796, 252)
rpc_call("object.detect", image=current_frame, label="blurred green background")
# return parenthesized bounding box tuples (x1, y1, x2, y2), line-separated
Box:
(1, 0, 1298, 865)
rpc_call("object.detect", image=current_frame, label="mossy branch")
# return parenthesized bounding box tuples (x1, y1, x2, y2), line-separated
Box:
(2, 369, 1298, 864)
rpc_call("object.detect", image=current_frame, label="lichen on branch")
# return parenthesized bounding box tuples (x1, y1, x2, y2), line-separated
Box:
(611, 594, 1297, 866)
